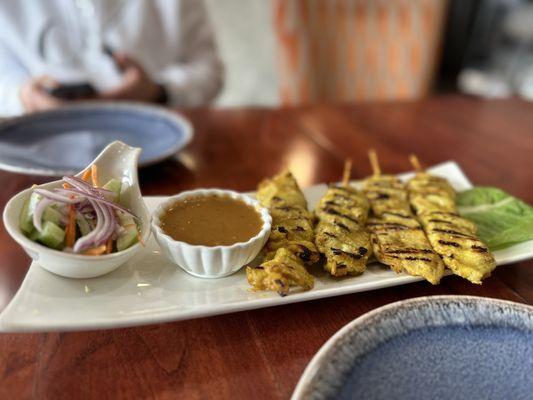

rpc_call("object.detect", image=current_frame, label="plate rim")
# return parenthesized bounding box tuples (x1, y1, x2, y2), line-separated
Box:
(0, 102, 193, 176)
(291, 295, 533, 400)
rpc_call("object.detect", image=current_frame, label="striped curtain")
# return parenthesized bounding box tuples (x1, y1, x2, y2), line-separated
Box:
(274, 0, 448, 105)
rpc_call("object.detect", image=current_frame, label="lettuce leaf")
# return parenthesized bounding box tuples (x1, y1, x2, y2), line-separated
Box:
(457, 187, 533, 250)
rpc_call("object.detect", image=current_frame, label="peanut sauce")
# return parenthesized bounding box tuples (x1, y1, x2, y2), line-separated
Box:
(160, 195, 263, 246)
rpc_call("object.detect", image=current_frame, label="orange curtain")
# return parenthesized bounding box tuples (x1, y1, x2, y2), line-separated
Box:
(274, 0, 448, 105)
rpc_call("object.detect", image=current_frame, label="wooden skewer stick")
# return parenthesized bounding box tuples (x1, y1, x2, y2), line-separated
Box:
(409, 154, 423, 172)
(342, 159, 352, 188)
(368, 149, 381, 177)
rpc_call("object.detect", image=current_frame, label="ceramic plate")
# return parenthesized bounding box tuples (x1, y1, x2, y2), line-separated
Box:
(0, 103, 193, 176)
(1, 162, 532, 332)
(292, 296, 533, 400)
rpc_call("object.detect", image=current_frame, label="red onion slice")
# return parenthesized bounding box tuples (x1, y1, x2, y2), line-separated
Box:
(32, 198, 54, 232)
(59, 187, 137, 219)
(73, 199, 105, 253)
(33, 188, 83, 204)
(94, 205, 114, 245)
(63, 176, 113, 197)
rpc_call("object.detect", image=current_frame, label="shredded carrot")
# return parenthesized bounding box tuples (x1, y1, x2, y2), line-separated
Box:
(65, 205, 76, 248)
(82, 168, 91, 182)
(137, 228, 145, 247)
(62, 182, 71, 189)
(91, 164, 99, 187)
(105, 238, 113, 254)
(83, 245, 107, 256)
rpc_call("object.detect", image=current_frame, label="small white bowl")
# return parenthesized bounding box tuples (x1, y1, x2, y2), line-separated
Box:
(151, 189, 271, 278)
(3, 141, 151, 279)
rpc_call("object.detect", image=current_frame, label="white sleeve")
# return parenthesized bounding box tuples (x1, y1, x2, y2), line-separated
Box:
(155, 0, 224, 107)
(0, 41, 29, 117)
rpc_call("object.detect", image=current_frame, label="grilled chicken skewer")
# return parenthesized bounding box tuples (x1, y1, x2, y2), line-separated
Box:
(362, 150, 445, 284)
(407, 155, 496, 284)
(314, 160, 372, 276)
(246, 171, 319, 296)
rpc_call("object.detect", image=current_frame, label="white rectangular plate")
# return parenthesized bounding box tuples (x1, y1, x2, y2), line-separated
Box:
(1, 162, 532, 332)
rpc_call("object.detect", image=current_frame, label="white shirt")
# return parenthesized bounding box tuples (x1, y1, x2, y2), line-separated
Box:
(0, 0, 224, 116)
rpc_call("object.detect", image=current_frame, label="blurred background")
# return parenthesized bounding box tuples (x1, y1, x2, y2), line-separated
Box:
(3, 0, 533, 113)
(208, 0, 533, 107)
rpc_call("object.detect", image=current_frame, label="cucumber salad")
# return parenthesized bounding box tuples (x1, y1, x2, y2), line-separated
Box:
(20, 165, 140, 255)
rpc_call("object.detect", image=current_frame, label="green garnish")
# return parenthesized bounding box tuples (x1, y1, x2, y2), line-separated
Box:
(457, 187, 533, 250)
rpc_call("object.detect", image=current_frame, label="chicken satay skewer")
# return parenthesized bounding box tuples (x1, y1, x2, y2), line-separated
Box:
(364, 149, 412, 217)
(363, 150, 445, 284)
(408, 154, 456, 211)
(314, 159, 372, 277)
(246, 171, 319, 296)
(407, 155, 496, 284)
(408, 154, 461, 215)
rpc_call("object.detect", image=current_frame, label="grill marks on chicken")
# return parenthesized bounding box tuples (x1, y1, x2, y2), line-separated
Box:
(245, 171, 319, 296)
(363, 171, 445, 284)
(315, 185, 372, 276)
(246, 248, 314, 295)
(407, 170, 496, 284)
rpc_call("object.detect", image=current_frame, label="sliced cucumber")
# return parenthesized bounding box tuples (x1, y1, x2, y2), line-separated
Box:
(103, 178, 122, 202)
(28, 230, 40, 242)
(43, 206, 62, 227)
(20, 193, 65, 237)
(76, 213, 91, 236)
(19, 193, 41, 234)
(116, 212, 138, 252)
(36, 221, 65, 250)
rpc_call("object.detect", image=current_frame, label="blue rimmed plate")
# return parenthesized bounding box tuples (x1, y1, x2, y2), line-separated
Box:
(0, 102, 193, 176)
(293, 296, 533, 400)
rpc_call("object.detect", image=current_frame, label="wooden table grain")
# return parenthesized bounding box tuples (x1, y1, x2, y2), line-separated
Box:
(1, 95, 532, 400)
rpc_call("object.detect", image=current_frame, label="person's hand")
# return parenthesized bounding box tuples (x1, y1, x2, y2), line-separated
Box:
(100, 53, 163, 103)
(19, 76, 63, 113)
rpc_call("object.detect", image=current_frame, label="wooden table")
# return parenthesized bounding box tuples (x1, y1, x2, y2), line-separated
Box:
(1, 95, 532, 399)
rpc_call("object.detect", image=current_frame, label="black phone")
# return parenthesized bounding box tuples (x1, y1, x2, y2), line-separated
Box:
(45, 83, 98, 100)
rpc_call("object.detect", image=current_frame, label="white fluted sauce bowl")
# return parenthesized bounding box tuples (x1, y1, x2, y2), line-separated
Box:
(151, 189, 271, 278)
